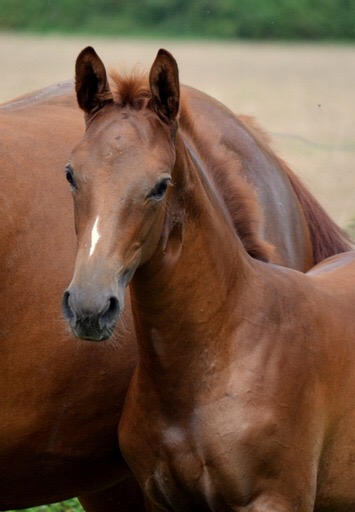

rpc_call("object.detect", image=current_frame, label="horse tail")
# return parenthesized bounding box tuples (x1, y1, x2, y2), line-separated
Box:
(280, 159, 353, 264)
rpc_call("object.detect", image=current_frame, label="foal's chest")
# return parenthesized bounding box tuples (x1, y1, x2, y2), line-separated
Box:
(141, 406, 261, 512)
(144, 424, 226, 511)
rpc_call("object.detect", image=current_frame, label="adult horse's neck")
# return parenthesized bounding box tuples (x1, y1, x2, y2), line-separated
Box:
(130, 132, 253, 390)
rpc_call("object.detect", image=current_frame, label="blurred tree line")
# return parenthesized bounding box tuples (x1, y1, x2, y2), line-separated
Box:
(0, 0, 355, 39)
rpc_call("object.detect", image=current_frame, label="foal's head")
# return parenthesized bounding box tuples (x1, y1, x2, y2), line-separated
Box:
(62, 47, 180, 340)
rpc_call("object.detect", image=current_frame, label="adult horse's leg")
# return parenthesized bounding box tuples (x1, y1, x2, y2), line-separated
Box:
(79, 474, 147, 511)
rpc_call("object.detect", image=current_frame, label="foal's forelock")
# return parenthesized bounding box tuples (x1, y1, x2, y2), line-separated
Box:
(108, 70, 151, 109)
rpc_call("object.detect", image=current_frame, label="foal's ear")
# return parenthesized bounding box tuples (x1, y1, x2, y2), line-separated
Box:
(149, 49, 180, 122)
(75, 46, 112, 115)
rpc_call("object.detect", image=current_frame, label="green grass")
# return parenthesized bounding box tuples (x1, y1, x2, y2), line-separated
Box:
(8, 499, 83, 512)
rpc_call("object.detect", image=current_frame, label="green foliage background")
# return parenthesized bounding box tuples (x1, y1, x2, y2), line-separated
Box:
(0, 0, 355, 39)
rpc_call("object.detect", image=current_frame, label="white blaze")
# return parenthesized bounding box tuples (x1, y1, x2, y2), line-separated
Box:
(89, 216, 101, 257)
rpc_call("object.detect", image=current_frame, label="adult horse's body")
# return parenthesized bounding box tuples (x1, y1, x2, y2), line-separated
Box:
(0, 83, 146, 511)
(63, 48, 355, 511)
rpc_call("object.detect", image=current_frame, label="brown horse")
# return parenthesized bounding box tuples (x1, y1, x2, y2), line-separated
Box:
(64, 48, 355, 511)
(0, 82, 146, 511)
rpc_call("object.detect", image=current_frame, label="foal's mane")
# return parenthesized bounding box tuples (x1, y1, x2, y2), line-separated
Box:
(178, 105, 276, 262)
(109, 68, 150, 108)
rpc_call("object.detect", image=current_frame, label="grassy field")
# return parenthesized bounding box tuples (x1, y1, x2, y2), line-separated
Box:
(1, 32, 354, 512)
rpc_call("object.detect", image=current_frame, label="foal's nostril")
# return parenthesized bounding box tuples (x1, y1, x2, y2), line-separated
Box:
(99, 296, 120, 329)
(62, 290, 75, 322)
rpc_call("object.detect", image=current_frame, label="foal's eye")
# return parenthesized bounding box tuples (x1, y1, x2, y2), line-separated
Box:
(149, 177, 171, 201)
(65, 165, 76, 189)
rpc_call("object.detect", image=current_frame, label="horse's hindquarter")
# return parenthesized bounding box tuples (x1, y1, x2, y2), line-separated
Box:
(0, 85, 138, 506)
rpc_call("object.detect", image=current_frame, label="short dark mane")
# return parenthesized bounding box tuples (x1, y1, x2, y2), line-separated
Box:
(109, 69, 150, 109)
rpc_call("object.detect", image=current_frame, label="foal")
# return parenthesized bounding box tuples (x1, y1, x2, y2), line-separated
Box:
(63, 48, 355, 511)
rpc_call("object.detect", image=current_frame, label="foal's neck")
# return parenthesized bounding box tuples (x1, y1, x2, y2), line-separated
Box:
(130, 135, 253, 372)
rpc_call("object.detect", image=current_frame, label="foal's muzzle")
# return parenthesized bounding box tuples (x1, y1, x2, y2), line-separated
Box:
(62, 289, 120, 341)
